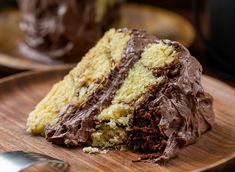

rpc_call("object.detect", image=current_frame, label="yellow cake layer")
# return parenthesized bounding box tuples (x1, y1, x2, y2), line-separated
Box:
(26, 29, 131, 134)
(91, 42, 177, 147)
(140, 42, 177, 69)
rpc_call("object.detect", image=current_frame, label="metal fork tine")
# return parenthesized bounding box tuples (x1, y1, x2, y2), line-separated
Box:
(0, 151, 69, 172)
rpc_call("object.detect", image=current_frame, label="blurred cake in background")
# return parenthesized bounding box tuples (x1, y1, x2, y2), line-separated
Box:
(18, 0, 123, 64)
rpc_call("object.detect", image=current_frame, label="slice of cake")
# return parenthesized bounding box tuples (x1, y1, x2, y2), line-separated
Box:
(18, 0, 123, 64)
(27, 28, 214, 163)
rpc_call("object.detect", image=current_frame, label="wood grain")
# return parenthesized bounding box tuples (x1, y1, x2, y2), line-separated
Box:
(0, 67, 234, 172)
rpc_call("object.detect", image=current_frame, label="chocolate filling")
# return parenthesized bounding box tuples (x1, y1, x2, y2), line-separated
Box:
(45, 29, 157, 146)
(128, 42, 214, 163)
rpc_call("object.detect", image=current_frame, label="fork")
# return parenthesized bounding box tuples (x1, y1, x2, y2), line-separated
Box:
(0, 151, 69, 172)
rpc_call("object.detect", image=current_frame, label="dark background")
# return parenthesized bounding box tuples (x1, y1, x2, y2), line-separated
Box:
(0, 0, 16, 8)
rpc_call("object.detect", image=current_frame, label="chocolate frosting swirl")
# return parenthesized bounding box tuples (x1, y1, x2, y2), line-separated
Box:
(129, 41, 214, 163)
(156, 44, 214, 162)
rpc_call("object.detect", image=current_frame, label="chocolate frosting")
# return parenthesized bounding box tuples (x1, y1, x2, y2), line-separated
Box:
(45, 29, 157, 145)
(155, 43, 214, 163)
(18, 0, 121, 64)
(129, 41, 214, 163)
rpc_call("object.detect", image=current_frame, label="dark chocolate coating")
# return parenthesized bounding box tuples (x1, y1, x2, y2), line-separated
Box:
(18, 0, 121, 64)
(128, 41, 214, 163)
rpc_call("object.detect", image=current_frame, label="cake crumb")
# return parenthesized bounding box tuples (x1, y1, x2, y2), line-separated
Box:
(83, 147, 99, 154)
(100, 149, 109, 154)
(82, 146, 108, 154)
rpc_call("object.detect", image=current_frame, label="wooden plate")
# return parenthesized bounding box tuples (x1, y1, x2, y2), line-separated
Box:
(0, 67, 234, 172)
(0, 4, 195, 72)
